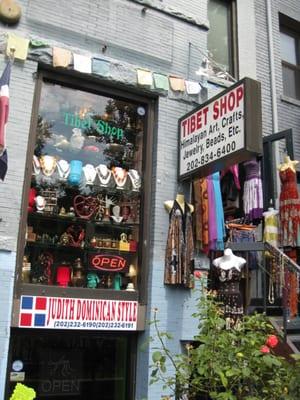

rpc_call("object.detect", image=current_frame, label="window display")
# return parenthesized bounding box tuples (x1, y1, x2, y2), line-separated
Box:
(22, 80, 145, 291)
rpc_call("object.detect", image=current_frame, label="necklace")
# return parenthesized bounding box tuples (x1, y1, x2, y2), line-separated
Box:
(57, 160, 70, 180)
(128, 169, 141, 191)
(96, 165, 112, 186)
(32, 155, 40, 175)
(113, 167, 128, 188)
(40, 155, 57, 177)
(83, 164, 97, 185)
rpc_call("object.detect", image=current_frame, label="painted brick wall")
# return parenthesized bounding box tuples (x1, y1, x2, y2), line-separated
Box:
(254, 0, 300, 162)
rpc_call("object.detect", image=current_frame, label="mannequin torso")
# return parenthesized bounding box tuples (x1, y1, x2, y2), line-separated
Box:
(164, 193, 194, 214)
(213, 248, 246, 271)
(277, 156, 299, 173)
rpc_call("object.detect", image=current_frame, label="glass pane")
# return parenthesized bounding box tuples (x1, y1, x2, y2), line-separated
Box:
(280, 31, 297, 64)
(23, 81, 145, 290)
(8, 331, 131, 400)
(207, 0, 231, 72)
(282, 65, 297, 99)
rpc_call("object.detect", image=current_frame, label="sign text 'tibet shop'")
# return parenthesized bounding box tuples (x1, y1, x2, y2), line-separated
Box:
(19, 296, 138, 331)
(178, 77, 262, 180)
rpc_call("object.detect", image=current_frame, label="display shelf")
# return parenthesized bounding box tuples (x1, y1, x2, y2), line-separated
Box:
(19, 283, 139, 301)
(25, 241, 85, 252)
(86, 246, 137, 255)
(28, 212, 88, 224)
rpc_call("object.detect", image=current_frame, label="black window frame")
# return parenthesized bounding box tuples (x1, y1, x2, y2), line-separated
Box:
(207, 0, 238, 78)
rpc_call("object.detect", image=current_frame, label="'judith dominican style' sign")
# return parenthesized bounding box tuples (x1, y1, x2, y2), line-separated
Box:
(178, 77, 262, 180)
(19, 296, 137, 331)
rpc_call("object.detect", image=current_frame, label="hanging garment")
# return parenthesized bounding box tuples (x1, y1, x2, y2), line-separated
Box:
(164, 201, 194, 287)
(193, 178, 209, 251)
(212, 172, 225, 250)
(207, 175, 217, 250)
(221, 164, 241, 202)
(243, 159, 263, 221)
(263, 210, 279, 247)
(213, 265, 244, 328)
(279, 167, 300, 247)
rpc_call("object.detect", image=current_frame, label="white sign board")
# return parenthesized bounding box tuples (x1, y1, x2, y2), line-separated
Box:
(178, 78, 262, 180)
(19, 295, 138, 331)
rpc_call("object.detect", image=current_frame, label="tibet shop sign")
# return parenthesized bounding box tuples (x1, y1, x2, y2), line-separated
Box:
(178, 77, 262, 180)
(19, 295, 137, 331)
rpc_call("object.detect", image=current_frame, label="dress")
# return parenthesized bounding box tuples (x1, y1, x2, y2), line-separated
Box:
(164, 200, 194, 287)
(279, 167, 300, 247)
(214, 266, 244, 327)
(209, 172, 225, 250)
(243, 159, 263, 221)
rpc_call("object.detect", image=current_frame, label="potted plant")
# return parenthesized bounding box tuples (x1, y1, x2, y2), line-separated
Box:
(149, 281, 299, 400)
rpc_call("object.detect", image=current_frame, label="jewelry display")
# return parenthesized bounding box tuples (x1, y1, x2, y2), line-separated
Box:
(70, 128, 85, 151)
(56, 263, 72, 287)
(113, 273, 122, 290)
(71, 258, 85, 287)
(57, 159, 70, 180)
(119, 233, 130, 251)
(83, 164, 97, 185)
(25, 97, 144, 293)
(73, 195, 98, 219)
(32, 155, 40, 175)
(96, 164, 112, 187)
(111, 205, 123, 223)
(40, 155, 57, 177)
(35, 195, 46, 212)
(40, 189, 58, 214)
(28, 188, 37, 213)
(113, 167, 128, 189)
(68, 160, 83, 186)
(128, 169, 141, 192)
(87, 272, 100, 289)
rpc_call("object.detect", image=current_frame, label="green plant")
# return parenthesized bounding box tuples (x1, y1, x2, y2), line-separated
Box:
(150, 283, 298, 400)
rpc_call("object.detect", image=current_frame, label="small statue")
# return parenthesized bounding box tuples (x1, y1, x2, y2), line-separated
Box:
(59, 232, 70, 246)
(71, 258, 85, 287)
(86, 272, 100, 289)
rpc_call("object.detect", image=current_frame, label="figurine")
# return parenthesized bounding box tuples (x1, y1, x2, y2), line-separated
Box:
(71, 258, 85, 287)
(59, 232, 70, 246)
(87, 272, 100, 289)
(59, 207, 67, 216)
(113, 273, 122, 290)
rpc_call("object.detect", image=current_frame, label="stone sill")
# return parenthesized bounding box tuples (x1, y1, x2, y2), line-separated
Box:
(281, 95, 300, 108)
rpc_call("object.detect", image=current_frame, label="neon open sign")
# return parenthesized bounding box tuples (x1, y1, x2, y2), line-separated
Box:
(90, 254, 127, 272)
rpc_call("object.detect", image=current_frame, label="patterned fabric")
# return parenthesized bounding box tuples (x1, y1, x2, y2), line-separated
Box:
(243, 159, 263, 221)
(279, 168, 300, 247)
(164, 200, 194, 287)
(193, 178, 209, 252)
(214, 266, 244, 328)
(263, 212, 279, 246)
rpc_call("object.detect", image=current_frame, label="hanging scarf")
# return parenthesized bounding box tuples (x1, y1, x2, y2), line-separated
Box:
(164, 201, 194, 287)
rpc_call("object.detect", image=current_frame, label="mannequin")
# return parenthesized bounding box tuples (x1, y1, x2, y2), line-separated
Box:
(213, 248, 246, 271)
(212, 248, 246, 328)
(164, 193, 194, 214)
(277, 155, 299, 173)
(164, 193, 194, 288)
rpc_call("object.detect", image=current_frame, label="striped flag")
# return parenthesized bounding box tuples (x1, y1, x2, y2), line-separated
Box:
(0, 61, 11, 181)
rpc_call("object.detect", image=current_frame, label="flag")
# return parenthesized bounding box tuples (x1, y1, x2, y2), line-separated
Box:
(0, 61, 11, 181)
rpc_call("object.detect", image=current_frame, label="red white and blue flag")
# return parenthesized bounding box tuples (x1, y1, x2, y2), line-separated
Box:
(0, 61, 11, 181)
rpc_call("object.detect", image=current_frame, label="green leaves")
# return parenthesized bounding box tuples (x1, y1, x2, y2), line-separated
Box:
(148, 284, 299, 400)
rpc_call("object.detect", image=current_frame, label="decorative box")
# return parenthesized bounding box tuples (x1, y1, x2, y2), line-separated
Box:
(119, 233, 130, 252)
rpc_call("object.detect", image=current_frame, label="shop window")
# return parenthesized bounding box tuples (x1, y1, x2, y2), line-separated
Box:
(22, 76, 146, 292)
(280, 15, 300, 100)
(7, 329, 135, 400)
(207, 0, 236, 75)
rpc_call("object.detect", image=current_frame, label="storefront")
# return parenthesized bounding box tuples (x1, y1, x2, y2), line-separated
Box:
(6, 70, 154, 399)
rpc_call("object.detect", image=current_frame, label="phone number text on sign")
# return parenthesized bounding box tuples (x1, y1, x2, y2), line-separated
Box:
(180, 83, 244, 177)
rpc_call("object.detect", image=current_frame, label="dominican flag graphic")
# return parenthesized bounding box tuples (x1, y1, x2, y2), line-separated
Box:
(0, 61, 11, 181)
(19, 296, 48, 328)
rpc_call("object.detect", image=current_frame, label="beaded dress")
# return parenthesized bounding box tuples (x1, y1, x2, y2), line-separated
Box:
(279, 167, 300, 247)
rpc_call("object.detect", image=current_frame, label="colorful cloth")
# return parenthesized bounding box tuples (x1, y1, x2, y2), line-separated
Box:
(164, 200, 194, 287)
(279, 167, 300, 247)
(243, 159, 263, 221)
(263, 210, 279, 247)
(193, 178, 209, 252)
